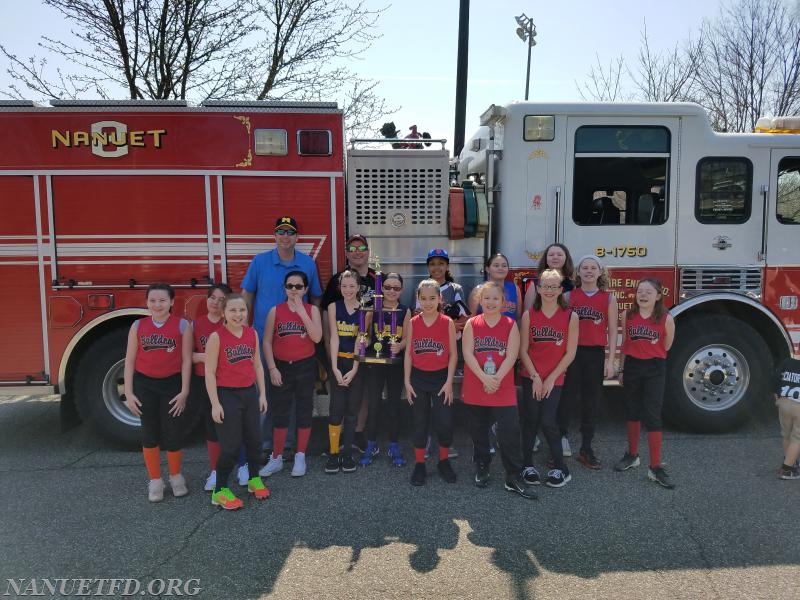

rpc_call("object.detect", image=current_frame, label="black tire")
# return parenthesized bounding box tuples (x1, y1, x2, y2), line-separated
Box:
(664, 314, 771, 432)
(74, 327, 141, 447)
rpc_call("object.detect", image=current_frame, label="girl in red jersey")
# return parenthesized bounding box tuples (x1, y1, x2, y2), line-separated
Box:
(190, 283, 232, 492)
(205, 294, 269, 509)
(614, 278, 676, 489)
(361, 273, 412, 467)
(523, 243, 576, 310)
(462, 281, 537, 499)
(404, 279, 458, 486)
(518, 269, 579, 488)
(558, 255, 618, 470)
(123, 283, 193, 503)
(260, 271, 323, 478)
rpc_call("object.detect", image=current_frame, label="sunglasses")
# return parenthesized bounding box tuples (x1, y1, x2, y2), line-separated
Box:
(275, 229, 296, 236)
(347, 244, 368, 252)
(383, 284, 402, 291)
(284, 283, 306, 290)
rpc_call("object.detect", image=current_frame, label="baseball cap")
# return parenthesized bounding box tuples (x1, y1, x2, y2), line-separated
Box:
(275, 216, 298, 232)
(427, 248, 449, 263)
(346, 233, 368, 247)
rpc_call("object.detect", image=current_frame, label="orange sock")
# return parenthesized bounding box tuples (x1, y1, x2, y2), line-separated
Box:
(328, 424, 342, 455)
(142, 446, 161, 480)
(439, 446, 450, 461)
(166, 450, 183, 476)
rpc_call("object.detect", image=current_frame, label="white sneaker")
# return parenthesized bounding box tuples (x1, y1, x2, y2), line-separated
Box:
(237, 464, 250, 486)
(169, 473, 188, 498)
(258, 456, 283, 477)
(291, 452, 307, 477)
(148, 478, 165, 502)
(561, 436, 572, 457)
(204, 470, 216, 491)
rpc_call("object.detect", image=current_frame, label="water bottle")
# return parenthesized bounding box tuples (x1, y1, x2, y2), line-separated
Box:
(484, 353, 497, 375)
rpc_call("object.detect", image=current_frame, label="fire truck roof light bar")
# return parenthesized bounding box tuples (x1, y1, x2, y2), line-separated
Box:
(50, 99, 188, 107)
(480, 104, 508, 126)
(202, 100, 339, 109)
(0, 100, 41, 107)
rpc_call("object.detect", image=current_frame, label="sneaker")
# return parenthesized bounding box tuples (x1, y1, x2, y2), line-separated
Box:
(291, 452, 307, 477)
(247, 476, 270, 500)
(387, 442, 406, 467)
(577, 449, 602, 470)
(211, 487, 243, 510)
(259, 455, 283, 477)
(561, 436, 572, 457)
(324, 454, 341, 474)
(779, 465, 800, 480)
(504, 475, 539, 499)
(545, 468, 572, 488)
(614, 452, 640, 472)
(648, 465, 676, 489)
(169, 473, 189, 497)
(411, 462, 427, 486)
(148, 478, 165, 503)
(532, 436, 542, 453)
(360, 441, 378, 466)
(521, 466, 541, 485)
(437, 459, 457, 483)
(204, 470, 217, 492)
(237, 464, 249, 486)
(448, 447, 459, 459)
(340, 454, 357, 473)
(474, 463, 490, 488)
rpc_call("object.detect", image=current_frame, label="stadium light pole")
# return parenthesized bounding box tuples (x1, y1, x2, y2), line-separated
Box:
(515, 14, 537, 100)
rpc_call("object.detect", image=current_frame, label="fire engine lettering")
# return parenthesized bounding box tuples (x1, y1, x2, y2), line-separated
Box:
(596, 246, 648, 258)
(50, 126, 166, 152)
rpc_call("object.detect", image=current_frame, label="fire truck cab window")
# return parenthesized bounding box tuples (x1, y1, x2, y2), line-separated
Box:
(695, 157, 752, 224)
(777, 157, 800, 225)
(572, 126, 670, 226)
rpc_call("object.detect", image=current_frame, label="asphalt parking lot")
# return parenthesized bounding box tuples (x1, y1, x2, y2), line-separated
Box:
(0, 391, 798, 600)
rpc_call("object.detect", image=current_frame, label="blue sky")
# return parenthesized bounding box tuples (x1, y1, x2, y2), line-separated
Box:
(0, 0, 724, 150)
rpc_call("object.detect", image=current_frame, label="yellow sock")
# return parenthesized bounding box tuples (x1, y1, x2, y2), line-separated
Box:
(328, 424, 342, 455)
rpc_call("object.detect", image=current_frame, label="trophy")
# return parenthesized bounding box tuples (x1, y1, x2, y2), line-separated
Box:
(356, 255, 402, 364)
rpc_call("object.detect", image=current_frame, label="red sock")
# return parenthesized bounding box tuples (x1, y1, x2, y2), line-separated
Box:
(626, 421, 641, 455)
(647, 431, 663, 468)
(207, 441, 220, 470)
(414, 448, 426, 464)
(439, 446, 450, 461)
(272, 427, 288, 458)
(166, 450, 183, 476)
(297, 427, 311, 454)
(142, 446, 161, 479)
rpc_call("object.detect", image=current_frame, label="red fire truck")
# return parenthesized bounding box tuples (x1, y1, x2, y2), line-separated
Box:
(2, 99, 799, 444)
(0, 99, 345, 445)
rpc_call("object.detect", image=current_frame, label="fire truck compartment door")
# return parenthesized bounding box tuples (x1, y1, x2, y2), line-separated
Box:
(0, 176, 47, 383)
(560, 116, 679, 267)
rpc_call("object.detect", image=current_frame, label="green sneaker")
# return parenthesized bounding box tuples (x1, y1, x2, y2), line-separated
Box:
(247, 477, 270, 500)
(211, 487, 243, 510)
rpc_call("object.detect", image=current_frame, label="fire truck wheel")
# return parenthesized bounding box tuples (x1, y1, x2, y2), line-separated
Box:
(664, 314, 770, 432)
(74, 327, 141, 447)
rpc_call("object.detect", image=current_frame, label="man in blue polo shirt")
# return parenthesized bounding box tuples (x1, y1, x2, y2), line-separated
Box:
(242, 215, 322, 338)
(241, 216, 322, 468)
